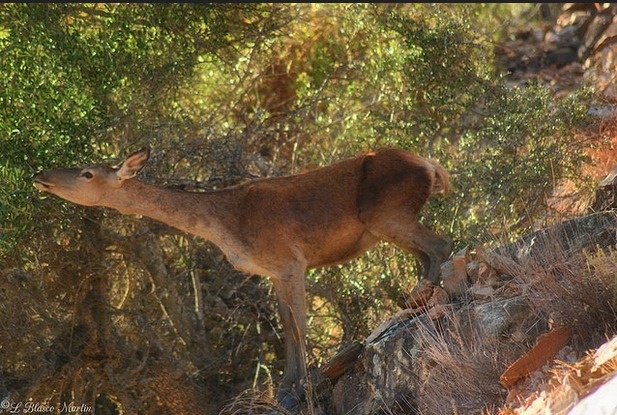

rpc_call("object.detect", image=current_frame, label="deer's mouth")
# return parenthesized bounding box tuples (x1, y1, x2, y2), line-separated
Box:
(33, 173, 54, 191)
(34, 181, 52, 191)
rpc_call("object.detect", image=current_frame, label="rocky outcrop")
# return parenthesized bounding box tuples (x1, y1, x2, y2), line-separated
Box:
(323, 210, 617, 415)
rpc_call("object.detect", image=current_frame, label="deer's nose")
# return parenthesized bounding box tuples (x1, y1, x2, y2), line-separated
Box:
(33, 172, 53, 190)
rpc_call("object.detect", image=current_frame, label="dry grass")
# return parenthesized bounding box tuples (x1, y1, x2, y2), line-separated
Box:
(219, 389, 289, 415)
(509, 237, 617, 347)
(218, 383, 329, 415)
(413, 306, 511, 415)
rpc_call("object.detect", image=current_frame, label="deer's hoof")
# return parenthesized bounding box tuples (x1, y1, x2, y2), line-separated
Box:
(277, 387, 303, 413)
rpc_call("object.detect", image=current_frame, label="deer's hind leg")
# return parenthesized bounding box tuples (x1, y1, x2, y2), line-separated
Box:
(367, 218, 452, 283)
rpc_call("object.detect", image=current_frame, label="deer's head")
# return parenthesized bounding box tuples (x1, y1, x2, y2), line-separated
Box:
(34, 148, 150, 206)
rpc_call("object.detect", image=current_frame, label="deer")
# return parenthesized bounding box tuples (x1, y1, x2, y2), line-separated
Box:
(33, 147, 452, 410)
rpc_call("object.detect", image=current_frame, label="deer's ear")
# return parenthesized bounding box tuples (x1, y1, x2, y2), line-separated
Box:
(116, 148, 150, 180)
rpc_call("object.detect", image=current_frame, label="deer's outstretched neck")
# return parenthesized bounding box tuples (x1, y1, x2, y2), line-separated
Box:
(107, 179, 233, 242)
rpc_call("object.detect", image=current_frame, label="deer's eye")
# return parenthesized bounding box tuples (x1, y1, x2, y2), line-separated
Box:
(81, 171, 94, 179)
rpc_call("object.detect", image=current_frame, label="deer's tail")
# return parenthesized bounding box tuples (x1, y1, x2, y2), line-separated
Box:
(429, 160, 450, 196)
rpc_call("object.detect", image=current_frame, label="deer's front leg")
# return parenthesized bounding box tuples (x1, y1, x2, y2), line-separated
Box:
(272, 271, 308, 411)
